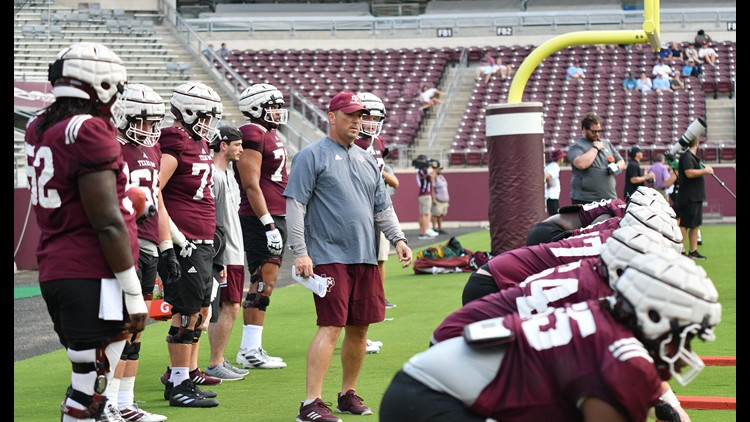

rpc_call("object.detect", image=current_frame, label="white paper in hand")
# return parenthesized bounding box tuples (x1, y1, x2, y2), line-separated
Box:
(291, 265, 328, 298)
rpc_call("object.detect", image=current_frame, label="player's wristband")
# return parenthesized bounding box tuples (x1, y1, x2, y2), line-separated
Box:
(114, 266, 142, 296)
(259, 213, 275, 231)
(660, 388, 680, 408)
(158, 240, 174, 253)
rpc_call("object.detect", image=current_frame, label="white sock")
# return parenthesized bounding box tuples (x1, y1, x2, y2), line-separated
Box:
(303, 398, 316, 406)
(241, 324, 263, 350)
(170, 366, 189, 385)
(104, 377, 120, 405)
(118, 376, 135, 408)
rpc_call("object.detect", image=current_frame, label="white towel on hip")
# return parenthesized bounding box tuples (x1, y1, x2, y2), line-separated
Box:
(99, 278, 124, 320)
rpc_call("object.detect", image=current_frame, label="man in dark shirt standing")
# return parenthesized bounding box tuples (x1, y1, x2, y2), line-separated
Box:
(623, 146, 655, 200)
(675, 136, 713, 259)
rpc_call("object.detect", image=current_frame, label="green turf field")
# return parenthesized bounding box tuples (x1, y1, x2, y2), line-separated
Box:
(13, 225, 735, 421)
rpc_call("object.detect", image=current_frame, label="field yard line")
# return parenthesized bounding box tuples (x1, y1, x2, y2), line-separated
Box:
(677, 396, 736, 410)
(701, 356, 736, 366)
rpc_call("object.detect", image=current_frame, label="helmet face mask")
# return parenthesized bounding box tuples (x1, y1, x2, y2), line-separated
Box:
(116, 83, 165, 147)
(239, 83, 287, 127)
(612, 252, 721, 386)
(357, 92, 386, 137)
(170, 82, 223, 142)
(48, 42, 128, 120)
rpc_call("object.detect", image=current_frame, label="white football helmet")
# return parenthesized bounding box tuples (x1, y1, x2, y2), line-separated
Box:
(170, 82, 223, 142)
(48, 42, 127, 121)
(619, 204, 683, 244)
(599, 225, 681, 287)
(612, 252, 721, 386)
(116, 83, 165, 147)
(627, 186, 676, 219)
(357, 92, 386, 137)
(238, 83, 288, 126)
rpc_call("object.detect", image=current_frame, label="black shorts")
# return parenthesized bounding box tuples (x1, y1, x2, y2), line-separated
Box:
(678, 201, 703, 229)
(461, 266, 500, 305)
(164, 243, 214, 315)
(40, 279, 126, 350)
(525, 221, 568, 246)
(380, 370, 486, 422)
(240, 215, 287, 272)
(137, 252, 158, 300)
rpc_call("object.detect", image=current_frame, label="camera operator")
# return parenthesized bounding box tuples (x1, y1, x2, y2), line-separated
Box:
(675, 134, 712, 260)
(568, 113, 625, 204)
(623, 146, 656, 200)
(412, 155, 440, 239)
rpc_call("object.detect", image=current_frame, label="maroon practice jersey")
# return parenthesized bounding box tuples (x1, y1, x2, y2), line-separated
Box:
(434, 257, 612, 343)
(354, 134, 386, 174)
(572, 216, 621, 236)
(159, 127, 215, 240)
(464, 300, 662, 420)
(120, 135, 161, 245)
(486, 229, 614, 290)
(559, 198, 627, 227)
(236, 122, 288, 216)
(25, 114, 139, 282)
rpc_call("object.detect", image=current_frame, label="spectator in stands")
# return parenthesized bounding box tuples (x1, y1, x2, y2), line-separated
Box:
(636, 71, 653, 94)
(284, 91, 412, 422)
(684, 44, 703, 66)
(624, 146, 655, 200)
(202, 43, 215, 59)
(650, 57, 673, 77)
(217, 42, 230, 60)
(431, 163, 450, 234)
(670, 72, 685, 91)
(648, 153, 677, 204)
(675, 134, 713, 260)
(622, 71, 638, 92)
(544, 149, 566, 216)
(565, 60, 585, 83)
(698, 43, 718, 66)
(667, 42, 685, 64)
(568, 112, 625, 204)
(694, 29, 713, 48)
(652, 70, 671, 92)
(420, 84, 444, 110)
(681, 58, 701, 78)
(475, 51, 498, 83)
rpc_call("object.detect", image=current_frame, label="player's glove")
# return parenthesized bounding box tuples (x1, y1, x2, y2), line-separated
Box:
(266, 228, 283, 256)
(157, 247, 181, 285)
(654, 400, 681, 422)
(169, 218, 196, 258)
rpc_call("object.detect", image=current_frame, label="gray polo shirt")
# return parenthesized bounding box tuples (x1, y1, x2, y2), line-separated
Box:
(568, 137, 623, 203)
(284, 137, 390, 265)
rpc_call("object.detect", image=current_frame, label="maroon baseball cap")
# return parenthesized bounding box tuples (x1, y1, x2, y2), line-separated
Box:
(328, 92, 370, 114)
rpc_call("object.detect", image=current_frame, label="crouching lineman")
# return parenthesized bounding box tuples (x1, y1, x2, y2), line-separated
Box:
(24, 42, 149, 421)
(381, 252, 721, 421)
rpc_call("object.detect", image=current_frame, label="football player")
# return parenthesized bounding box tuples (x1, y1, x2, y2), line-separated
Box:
(25, 42, 148, 421)
(461, 202, 682, 304)
(525, 186, 672, 246)
(354, 92, 401, 354)
(158, 81, 223, 407)
(234, 83, 289, 369)
(110, 83, 169, 421)
(381, 252, 721, 421)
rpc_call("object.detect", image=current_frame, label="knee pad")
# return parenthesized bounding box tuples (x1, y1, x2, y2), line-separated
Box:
(165, 315, 195, 344)
(192, 328, 202, 344)
(62, 340, 123, 420)
(166, 328, 195, 344)
(120, 342, 141, 361)
(242, 292, 270, 311)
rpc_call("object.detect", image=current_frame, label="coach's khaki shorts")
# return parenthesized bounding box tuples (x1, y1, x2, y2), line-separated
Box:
(418, 195, 432, 215)
(431, 200, 449, 217)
